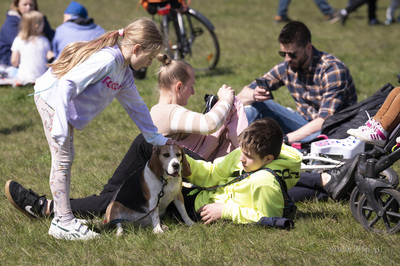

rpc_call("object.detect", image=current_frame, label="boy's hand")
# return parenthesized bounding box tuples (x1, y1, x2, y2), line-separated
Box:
(197, 203, 224, 224)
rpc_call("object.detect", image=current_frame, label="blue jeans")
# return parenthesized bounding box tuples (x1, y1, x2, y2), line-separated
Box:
(244, 100, 321, 143)
(277, 0, 333, 17)
(277, 0, 291, 18)
(314, 0, 334, 15)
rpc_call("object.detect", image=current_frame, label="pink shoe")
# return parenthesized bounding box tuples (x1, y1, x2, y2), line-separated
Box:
(347, 119, 388, 147)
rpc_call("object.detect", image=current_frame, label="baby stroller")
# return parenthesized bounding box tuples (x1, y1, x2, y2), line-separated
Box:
(349, 123, 400, 234)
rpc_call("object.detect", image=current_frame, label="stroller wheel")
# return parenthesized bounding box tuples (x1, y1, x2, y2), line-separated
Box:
(357, 188, 400, 234)
(349, 186, 362, 222)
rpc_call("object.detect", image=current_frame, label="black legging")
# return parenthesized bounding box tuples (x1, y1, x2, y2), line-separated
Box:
(346, 0, 378, 21)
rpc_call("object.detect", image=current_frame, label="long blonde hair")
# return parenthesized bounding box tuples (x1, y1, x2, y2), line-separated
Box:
(49, 17, 164, 78)
(157, 54, 192, 91)
(18, 10, 43, 41)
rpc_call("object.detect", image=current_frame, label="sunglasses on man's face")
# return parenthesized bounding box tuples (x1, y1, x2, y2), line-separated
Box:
(278, 51, 297, 59)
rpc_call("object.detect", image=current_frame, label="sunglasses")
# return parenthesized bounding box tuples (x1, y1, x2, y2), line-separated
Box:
(278, 51, 297, 59)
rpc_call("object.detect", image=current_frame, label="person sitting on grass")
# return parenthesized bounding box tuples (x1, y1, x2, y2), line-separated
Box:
(181, 117, 302, 223)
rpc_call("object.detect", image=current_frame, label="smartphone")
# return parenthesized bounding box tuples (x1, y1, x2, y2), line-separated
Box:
(255, 78, 274, 100)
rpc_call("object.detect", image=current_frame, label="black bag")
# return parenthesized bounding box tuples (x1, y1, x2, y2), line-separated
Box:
(202, 94, 219, 114)
(321, 83, 395, 139)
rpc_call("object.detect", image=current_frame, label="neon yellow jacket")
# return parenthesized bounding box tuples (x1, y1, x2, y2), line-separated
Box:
(185, 144, 302, 224)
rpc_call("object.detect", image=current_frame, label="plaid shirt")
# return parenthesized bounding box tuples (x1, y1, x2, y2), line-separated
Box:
(256, 46, 357, 121)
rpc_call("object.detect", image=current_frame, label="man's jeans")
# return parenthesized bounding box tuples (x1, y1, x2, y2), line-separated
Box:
(278, 0, 333, 17)
(244, 100, 321, 143)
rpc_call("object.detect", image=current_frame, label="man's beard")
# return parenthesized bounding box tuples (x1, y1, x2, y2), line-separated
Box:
(290, 53, 309, 73)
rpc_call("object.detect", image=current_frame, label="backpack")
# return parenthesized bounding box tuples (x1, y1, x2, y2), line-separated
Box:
(139, 0, 184, 14)
(321, 83, 395, 139)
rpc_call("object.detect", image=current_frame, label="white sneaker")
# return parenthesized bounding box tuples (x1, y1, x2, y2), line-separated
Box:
(48, 218, 99, 240)
(347, 120, 388, 147)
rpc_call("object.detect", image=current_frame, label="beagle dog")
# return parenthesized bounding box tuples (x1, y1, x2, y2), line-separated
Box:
(104, 145, 194, 235)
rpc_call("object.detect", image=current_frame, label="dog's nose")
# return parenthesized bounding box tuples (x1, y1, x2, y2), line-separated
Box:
(173, 162, 180, 169)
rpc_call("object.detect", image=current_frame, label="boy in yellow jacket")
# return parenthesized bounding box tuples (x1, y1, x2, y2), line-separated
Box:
(184, 117, 302, 224)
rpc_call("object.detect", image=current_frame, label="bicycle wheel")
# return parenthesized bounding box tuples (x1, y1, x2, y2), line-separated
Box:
(163, 8, 220, 71)
(357, 188, 400, 234)
(349, 168, 399, 223)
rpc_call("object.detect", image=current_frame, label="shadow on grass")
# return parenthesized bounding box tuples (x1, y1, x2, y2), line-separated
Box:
(294, 210, 341, 221)
(194, 67, 234, 78)
(0, 121, 33, 135)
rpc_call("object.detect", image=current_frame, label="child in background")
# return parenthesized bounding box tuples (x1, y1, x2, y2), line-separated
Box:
(32, 17, 176, 240)
(10, 10, 54, 85)
(347, 87, 400, 147)
(0, 0, 54, 66)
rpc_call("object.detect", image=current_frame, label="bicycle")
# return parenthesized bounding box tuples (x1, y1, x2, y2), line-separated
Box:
(141, 0, 220, 71)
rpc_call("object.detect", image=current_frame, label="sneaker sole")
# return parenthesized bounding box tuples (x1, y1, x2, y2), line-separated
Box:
(5, 180, 37, 219)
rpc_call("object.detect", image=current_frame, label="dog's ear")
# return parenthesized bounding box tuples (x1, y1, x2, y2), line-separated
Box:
(148, 146, 164, 177)
(180, 147, 192, 177)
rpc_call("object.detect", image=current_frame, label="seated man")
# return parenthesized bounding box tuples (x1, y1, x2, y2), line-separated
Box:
(238, 21, 357, 144)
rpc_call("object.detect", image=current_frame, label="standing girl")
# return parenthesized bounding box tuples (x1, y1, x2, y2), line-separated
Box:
(10, 10, 54, 85)
(34, 17, 175, 240)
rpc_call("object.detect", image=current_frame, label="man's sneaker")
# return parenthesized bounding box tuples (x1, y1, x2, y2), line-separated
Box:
(323, 154, 359, 200)
(274, 15, 291, 23)
(329, 9, 348, 25)
(347, 119, 388, 147)
(369, 19, 382, 26)
(48, 218, 99, 240)
(5, 180, 47, 219)
(385, 18, 394, 25)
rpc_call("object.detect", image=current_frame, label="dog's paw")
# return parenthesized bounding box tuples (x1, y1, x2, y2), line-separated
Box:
(116, 224, 124, 237)
(186, 220, 195, 227)
(152, 227, 164, 234)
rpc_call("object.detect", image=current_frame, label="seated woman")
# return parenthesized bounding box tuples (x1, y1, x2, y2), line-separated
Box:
(151, 54, 248, 161)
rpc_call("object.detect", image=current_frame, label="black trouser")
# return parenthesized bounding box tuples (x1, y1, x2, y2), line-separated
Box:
(65, 134, 203, 218)
(288, 171, 328, 202)
(346, 0, 377, 21)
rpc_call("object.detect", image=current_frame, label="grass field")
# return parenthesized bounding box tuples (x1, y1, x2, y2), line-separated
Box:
(1, 0, 400, 264)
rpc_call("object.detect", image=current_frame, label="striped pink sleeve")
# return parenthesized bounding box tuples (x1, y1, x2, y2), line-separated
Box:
(169, 100, 232, 134)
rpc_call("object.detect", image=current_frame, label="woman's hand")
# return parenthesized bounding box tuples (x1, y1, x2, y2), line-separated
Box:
(217, 84, 235, 104)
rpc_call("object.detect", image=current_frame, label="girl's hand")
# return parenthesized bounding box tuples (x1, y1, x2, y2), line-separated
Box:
(217, 84, 235, 104)
(197, 203, 224, 224)
(166, 138, 181, 146)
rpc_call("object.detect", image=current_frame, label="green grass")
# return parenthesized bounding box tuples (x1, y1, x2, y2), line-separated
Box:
(1, 0, 400, 264)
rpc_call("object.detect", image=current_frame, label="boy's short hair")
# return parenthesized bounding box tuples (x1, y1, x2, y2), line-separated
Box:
(278, 21, 311, 48)
(238, 118, 283, 159)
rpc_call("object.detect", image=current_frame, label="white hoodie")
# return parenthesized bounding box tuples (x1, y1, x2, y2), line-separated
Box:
(34, 45, 167, 146)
